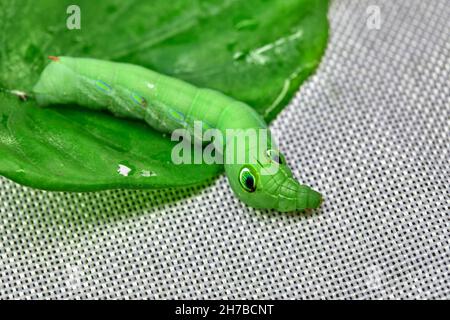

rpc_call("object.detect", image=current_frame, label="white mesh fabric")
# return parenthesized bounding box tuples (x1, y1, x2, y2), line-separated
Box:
(0, 0, 448, 299)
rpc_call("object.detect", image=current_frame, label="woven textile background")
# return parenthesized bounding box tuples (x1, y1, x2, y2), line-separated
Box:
(0, 0, 448, 299)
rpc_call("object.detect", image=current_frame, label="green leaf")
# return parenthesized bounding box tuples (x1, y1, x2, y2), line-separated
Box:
(0, 0, 329, 191)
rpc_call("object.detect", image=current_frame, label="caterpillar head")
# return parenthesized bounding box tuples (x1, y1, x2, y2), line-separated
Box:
(225, 148, 322, 212)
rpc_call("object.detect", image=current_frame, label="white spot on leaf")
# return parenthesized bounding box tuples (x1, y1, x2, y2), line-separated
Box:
(141, 170, 156, 177)
(246, 29, 304, 65)
(118, 164, 132, 176)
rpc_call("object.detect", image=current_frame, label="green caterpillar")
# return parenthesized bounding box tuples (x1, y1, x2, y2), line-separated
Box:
(33, 56, 322, 212)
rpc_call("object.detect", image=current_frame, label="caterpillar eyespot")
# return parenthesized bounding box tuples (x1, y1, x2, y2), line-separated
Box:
(239, 167, 257, 193)
(32, 56, 323, 212)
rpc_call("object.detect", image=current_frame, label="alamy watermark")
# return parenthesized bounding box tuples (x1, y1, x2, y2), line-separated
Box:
(66, 5, 81, 30)
(366, 5, 381, 30)
(171, 121, 280, 175)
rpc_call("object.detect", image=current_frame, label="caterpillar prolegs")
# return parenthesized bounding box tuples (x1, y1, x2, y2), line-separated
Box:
(33, 56, 322, 212)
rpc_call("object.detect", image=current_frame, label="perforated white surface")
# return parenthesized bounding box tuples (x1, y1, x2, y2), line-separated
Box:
(0, 0, 449, 299)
